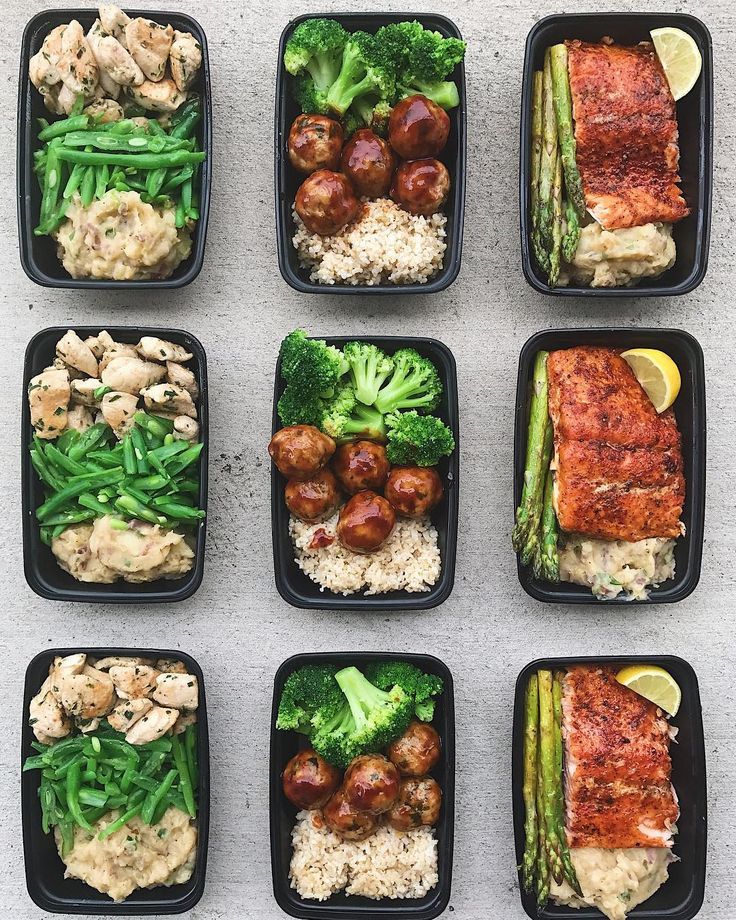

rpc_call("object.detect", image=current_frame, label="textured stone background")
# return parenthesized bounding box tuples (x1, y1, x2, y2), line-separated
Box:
(1, 1, 733, 917)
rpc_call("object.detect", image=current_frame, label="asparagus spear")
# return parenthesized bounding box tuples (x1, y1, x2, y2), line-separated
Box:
(540, 465, 560, 583)
(521, 674, 539, 892)
(549, 151, 563, 286)
(553, 671, 583, 896)
(530, 70, 550, 273)
(538, 670, 564, 886)
(538, 51, 557, 253)
(549, 43, 586, 218)
(513, 351, 550, 554)
(562, 198, 581, 263)
(535, 710, 550, 905)
(523, 415, 553, 570)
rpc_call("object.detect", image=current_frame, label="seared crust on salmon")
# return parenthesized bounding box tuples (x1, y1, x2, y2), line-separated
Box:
(562, 666, 679, 849)
(548, 346, 685, 541)
(566, 39, 690, 230)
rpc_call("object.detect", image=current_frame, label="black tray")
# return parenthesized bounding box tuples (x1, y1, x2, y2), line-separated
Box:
(514, 328, 706, 604)
(275, 12, 466, 294)
(270, 651, 455, 920)
(271, 335, 459, 609)
(22, 326, 208, 602)
(519, 13, 713, 297)
(17, 8, 212, 289)
(512, 656, 707, 920)
(21, 647, 210, 914)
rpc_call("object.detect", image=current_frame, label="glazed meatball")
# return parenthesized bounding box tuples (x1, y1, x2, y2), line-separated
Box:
(387, 776, 442, 831)
(387, 721, 442, 776)
(388, 94, 450, 160)
(384, 467, 444, 518)
(343, 754, 400, 814)
(336, 491, 396, 554)
(268, 425, 336, 481)
(295, 169, 360, 235)
(323, 787, 379, 840)
(332, 441, 390, 495)
(282, 749, 341, 810)
(340, 129, 395, 197)
(285, 468, 341, 522)
(288, 114, 344, 174)
(391, 159, 450, 216)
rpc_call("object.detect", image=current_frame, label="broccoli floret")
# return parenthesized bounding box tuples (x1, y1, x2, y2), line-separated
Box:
(335, 666, 413, 752)
(373, 348, 443, 414)
(284, 19, 348, 90)
(385, 410, 455, 466)
(276, 664, 344, 734)
(349, 96, 393, 137)
(326, 31, 397, 116)
(320, 385, 387, 443)
(343, 341, 395, 406)
(292, 75, 330, 115)
(365, 661, 444, 722)
(310, 700, 357, 768)
(279, 330, 347, 400)
(277, 386, 324, 427)
(378, 21, 465, 109)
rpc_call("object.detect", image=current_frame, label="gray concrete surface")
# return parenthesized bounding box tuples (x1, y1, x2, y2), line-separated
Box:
(0, 1, 733, 917)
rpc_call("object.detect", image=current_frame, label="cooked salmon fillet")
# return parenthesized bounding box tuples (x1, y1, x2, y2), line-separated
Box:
(566, 39, 690, 230)
(562, 666, 679, 849)
(548, 346, 685, 541)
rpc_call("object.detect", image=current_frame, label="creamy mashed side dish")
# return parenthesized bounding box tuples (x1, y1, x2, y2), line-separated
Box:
(559, 535, 676, 601)
(56, 806, 196, 903)
(55, 190, 191, 281)
(552, 848, 675, 920)
(562, 222, 675, 288)
(52, 517, 194, 584)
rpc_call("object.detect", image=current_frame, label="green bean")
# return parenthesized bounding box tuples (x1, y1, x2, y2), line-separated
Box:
(80, 162, 96, 208)
(63, 162, 85, 199)
(130, 427, 150, 474)
(95, 163, 110, 199)
(38, 114, 90, 141)
(161, 164, 194, 194)
(58, 820, 75, 856)
(56, 147, 206, 169)
(142, 751, 167, 777)
(30, 448, 64, 491)
(141, 769, 177, 824)
(135, 411, 174, 437)
(67, 423, 110, 462)
(56, 428, 80, 454)
(166, 443, 203, 476)
(97, 803, 142, 840)
(62, 131, 189, 153)
(181, 176, 193, 213)
(175, 479, 200, 495)
(130, 774, 159, 793)
(77, 492, 111, 515)
(153, 500, 205, 522)
(43, 442, 87, 476)
(79, 787, 108, 808)
(170, 99, 201, 139)
(148, 453, 173, 484)
(70, 94, 86, 116)
(35, 139, 63, 234)
(175, 196, 186, 228)
(66, 761, 92, 831)
(185, 724, 198, 787)
(149, 440, 189, 463)
(36, 468, 125, 522)
(127, 474, 169, 492)
(172, 735, 196, 817)
(122, 434, 137, 475)
(41, 510, 96, 527)
(115, 493, 167, 526)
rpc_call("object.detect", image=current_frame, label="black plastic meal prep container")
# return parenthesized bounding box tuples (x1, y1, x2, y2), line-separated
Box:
(22, 326, 208, 602)
(270, 651, 455, 920)
(271, 335, 459, 610)
(519, 13, 713, 297)
(514, 328, 706, 604)
(512, 655, 706, 920)
(275, 13, 467, 295)
(21, 646, 210, 914)
(17, 9, 212, 289)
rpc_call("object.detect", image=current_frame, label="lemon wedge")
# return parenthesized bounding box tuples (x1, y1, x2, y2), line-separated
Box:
(651, 27, 702, 101)
(616, 664, 681, 716)
(621, 348, 681, 413)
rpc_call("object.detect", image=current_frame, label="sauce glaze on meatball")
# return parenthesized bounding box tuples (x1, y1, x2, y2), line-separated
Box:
(288, 114, 344, 174)
(336, 491, 396, 553)
(343, 754, 400, 814)
(340, 129, 395, 197)
(295, 169, 360, 236)
(384, 467, 444, 517)
(391, 159, 451, 216)
(285, 468, 342, 521)
(388, 94, 450, 160)
(282, 749, 341, 810)
(387, 720, 442, 776)
(332, 441, 390, 495)
(268, 425, 336, 480)
(387, 776, 442, 830)
(322, 787, 379, 840)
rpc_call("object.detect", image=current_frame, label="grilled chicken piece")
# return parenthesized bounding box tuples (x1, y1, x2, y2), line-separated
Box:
(100, 391, 138, 438)
(57, 20, 99, 98)
(30, 678, 72, 742)
(107, 698, 152, 733)
(101, 356, 167, 394)
(562, 666, 679, 848)
(57, 330, 99, 377)
(128, 78, 187, 113)
(98, 4, 130, 44)
(29, 368, 70, 439)
(136, 337, 193, 363)
(109, 664, 160, 699)
(152, 672, 198, 710)
(548, 347, 685, 541)
(67, 404, 94, 433)
(125, 705, 178, 744)
(29, 25, 66, 88)
(166, 362, 198, 399)
(170, 30, 202, 92)
(566, 39, 689, 230)
(93, 34, 145, 86)
(125, 18, 174, 82)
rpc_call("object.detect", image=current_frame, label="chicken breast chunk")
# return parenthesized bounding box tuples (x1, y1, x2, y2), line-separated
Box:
(67, 404, 94, 433)
(98, 4, 130, 43)
(57, 330, 99, 377)
(84, 97, 124, 122)
(166, 361, 198, 399)
(29, 368, 70, 440)
(125, 18, 174, 82)
(173, 416, 199, 441)
(141, 383, 197, 418)
(128, 78, 187, 113)
(172, 711, 197, 734)
(99, 342, 139, 373)
(125, 705, 178, 744)
(94, 655, 155, 670)
(109, 664, 160, 699)
(30, 678, 72, 742)
(100, 391, 138, 438)
(57, 20, 99, 98)
(70, 377, 103, 406)
(170, 30, 202, 92)
(93, 34, 145, 86)
(137, 337, 193, 364)
(152, 672, 199, 710)
(56, 666, 116, 720)
(29, 24, 66, 88)
(107, 697, 153, 732)
(101, 356, 167, 394)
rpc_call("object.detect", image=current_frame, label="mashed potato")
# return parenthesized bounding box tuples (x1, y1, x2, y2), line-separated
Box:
(552, 847, 675, 920)
(559, 535, 676, 601)
(55, 190, 191, 281)
(56, 806, 196, 902)
(561, 222, 675, 288)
